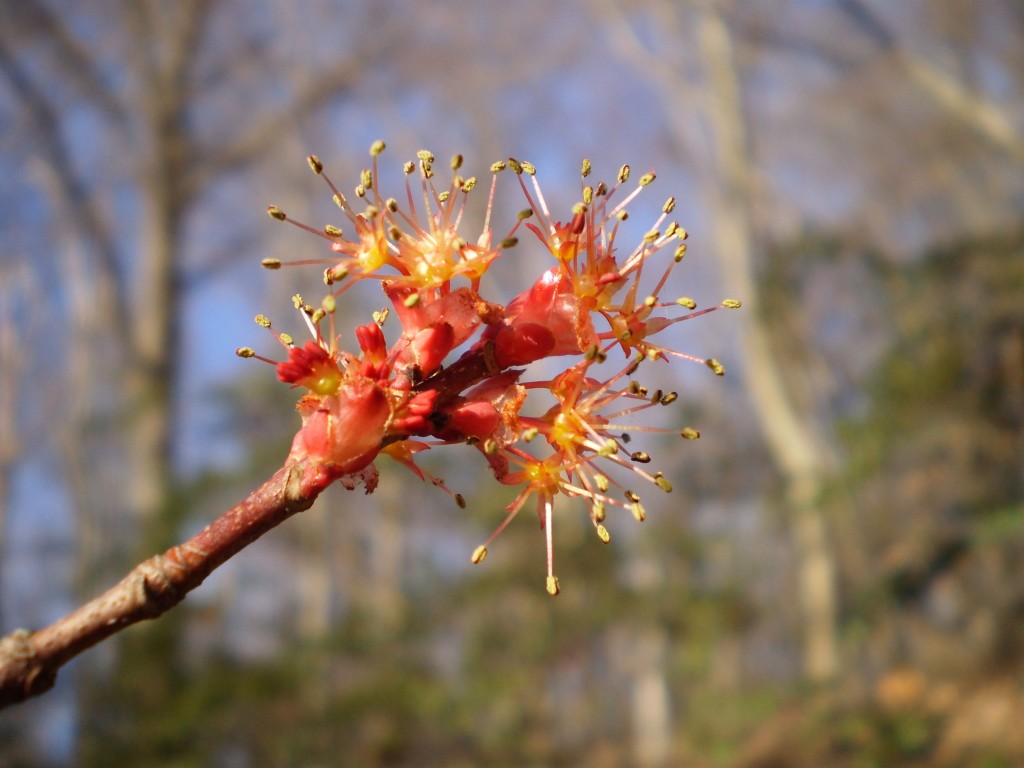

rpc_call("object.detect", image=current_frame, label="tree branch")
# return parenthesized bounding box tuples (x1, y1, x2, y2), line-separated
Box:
(0, 457, 333, 709)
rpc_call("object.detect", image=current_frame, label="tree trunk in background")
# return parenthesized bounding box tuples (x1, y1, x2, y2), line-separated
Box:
(694, 2, 838, 682)
(630, 627, 672, 768)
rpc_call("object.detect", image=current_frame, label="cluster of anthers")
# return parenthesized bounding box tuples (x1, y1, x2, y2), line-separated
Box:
(236, 141, 739, 595)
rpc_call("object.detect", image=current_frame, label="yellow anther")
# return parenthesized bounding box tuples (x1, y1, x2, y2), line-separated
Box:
(261, 258, 282, 270)
(681, 427, 701, 440)
(722, 298, 742, 309)
(676, 297, 697, 310)
(581, 158, 592, 177)
(546, 575, 560, 596)
(254, 314, 271, 328)
(235, 347, 255, 358)
(471, 545, 487, 564)
(705, 358, 725, 376)
(369, 139, 386, 156)
(596, 524, 611, 543)
(307, 155, 323, 174)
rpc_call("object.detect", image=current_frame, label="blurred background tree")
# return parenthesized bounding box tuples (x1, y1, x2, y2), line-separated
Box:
(1, 0, 1022, 766)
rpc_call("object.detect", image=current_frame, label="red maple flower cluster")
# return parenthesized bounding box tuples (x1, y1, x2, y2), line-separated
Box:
(238, 142, 737, 594)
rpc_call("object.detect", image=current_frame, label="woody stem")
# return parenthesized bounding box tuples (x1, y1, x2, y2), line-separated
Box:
(0, 458, 332, 710)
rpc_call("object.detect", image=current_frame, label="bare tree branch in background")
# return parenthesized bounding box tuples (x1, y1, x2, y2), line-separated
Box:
(0, 0, 371, 579)
(837, 0, 1024, 163)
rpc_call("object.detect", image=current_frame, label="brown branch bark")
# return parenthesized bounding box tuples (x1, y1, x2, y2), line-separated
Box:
(0, 458, 332, 709)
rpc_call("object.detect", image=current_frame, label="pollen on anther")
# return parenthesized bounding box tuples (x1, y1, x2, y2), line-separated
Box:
(705, 358, 725, 376)
(255, 314, 272, 328)
(235, 347, 255, 358)
(369, 139, 386, 156)
(681, 427, 701, 440)
(722, 298, 742, 309)
(581, 158, 592, 177)
(471, 545, 487, 564)
(596, 525, 611, 543)
(676, 297, 697, 310)
(546, 575, 560, 596)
